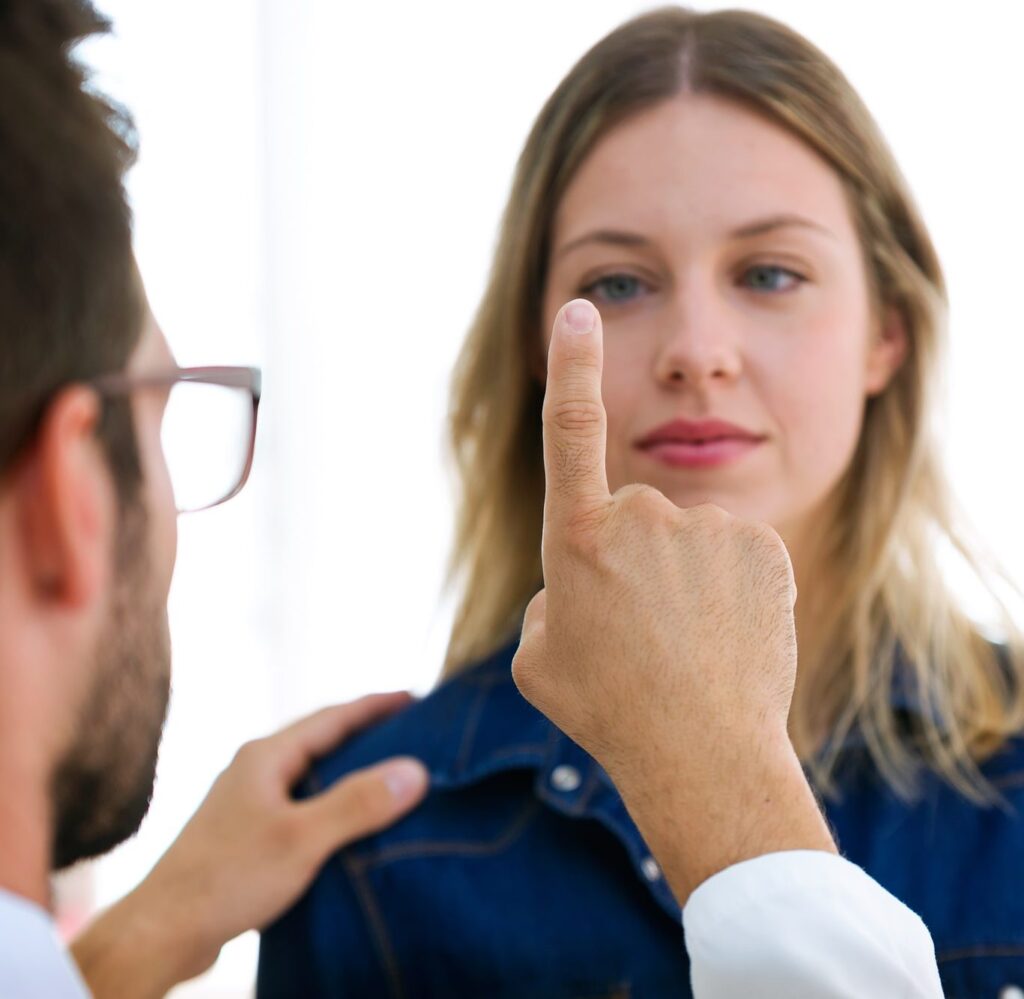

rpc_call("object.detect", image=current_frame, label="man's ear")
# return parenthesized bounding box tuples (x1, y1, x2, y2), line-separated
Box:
(19, 386, 115, 609)
(865, 306, 909, 396)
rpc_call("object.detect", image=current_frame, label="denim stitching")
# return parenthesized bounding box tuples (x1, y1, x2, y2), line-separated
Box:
(484, 742, 547, 761)
(576, 761, 602, 814)
(351, 798, 542, 870)
(542, 720, 562, 764)
(454, 681, 492, 777)
(459, 743, 547, 770)
(342, 852, 406, 999)
(936, 944, 1024, 962)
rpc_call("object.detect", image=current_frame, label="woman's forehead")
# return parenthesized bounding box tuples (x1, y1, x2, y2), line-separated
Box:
(551, 93, 853, 247)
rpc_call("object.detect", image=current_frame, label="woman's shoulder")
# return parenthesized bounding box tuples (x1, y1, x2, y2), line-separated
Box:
(304, 637, 550, 800)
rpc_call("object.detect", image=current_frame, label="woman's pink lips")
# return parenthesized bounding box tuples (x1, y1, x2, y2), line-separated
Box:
(638, 437, 764, 469)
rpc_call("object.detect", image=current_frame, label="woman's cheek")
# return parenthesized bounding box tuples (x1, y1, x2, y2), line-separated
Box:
(777, 335, 867, 494)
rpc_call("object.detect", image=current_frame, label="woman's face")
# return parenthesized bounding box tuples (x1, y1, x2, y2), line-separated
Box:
(541, 94, 905, 552)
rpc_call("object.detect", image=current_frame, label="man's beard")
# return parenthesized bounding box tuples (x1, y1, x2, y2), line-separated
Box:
(50, 500, 172, 870)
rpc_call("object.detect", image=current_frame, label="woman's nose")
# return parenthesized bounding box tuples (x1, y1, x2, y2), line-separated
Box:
(652, 291, 743, 389)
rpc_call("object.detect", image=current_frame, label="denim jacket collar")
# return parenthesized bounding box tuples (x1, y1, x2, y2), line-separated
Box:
(423, 641, 685, 919)
(439, 637, 941, 780)
(425, 635, 958, 917)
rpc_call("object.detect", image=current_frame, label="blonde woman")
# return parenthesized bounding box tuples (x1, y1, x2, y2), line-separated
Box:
(260, 8, 1024, 996)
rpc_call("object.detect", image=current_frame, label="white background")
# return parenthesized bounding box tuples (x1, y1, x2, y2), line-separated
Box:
(74, 1, 1024, 994)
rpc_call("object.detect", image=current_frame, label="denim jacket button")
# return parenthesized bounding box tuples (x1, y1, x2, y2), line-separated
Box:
(551, 765, 582, 792)
(641, 857, 662, 882)
(1000, 987, 1024, 999)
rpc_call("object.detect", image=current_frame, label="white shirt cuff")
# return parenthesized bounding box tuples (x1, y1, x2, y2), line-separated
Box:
(682, 850, 943, 999)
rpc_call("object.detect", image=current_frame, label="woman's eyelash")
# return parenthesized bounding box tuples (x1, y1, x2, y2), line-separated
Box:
(577, 265, 807, 303)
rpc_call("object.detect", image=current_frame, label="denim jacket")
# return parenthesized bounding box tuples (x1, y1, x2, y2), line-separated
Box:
(257, 640, 1024, 998)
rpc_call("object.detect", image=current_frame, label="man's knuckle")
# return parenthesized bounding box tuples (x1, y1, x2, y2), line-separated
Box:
(510, 648, 531, 684)
(232, 738, 265, 770)
(521, 591, 546, 629)
(691, 502, 731, 527)
(545, 398, 605, 436)
(747, 521, 788, 561)
(343, 773, 390, 821)
(511, 649, 542, 701)
(615, 482, 665, 519)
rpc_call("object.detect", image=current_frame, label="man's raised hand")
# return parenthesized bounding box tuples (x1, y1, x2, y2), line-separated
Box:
(512, 298, 834, 901)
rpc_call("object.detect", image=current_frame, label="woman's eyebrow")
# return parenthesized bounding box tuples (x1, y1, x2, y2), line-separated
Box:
(555, 229, 651, 260)
(730, 214, 837, 240)
(555, 214, 836, 261)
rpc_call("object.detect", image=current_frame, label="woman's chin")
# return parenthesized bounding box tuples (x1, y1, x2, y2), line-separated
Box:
(608, 464, 785, 525)
(655, 483, 777, 526)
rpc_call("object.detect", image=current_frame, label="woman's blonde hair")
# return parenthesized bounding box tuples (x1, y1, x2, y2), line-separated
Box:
(443, 6, 1024, 799)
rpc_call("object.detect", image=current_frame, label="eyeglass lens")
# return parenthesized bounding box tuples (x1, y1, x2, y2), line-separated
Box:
(161, 380, 254, 512)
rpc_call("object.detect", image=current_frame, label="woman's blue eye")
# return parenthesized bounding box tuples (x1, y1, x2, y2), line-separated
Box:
(582, 274, 645, 303)
(741, 265, 804, 292)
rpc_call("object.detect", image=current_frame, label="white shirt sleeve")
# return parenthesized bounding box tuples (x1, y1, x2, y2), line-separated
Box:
(0, 889, 92, 999)
(682, 850, 943, 999)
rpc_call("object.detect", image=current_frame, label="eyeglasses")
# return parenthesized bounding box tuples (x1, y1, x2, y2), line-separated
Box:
(91, 366, 262, 513)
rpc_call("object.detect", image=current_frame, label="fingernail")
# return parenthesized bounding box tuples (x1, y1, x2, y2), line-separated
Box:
(383, 758, 429, 801)
(564, 299, 595, 334)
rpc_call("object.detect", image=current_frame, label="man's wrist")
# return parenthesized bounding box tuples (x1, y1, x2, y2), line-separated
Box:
(611, 728, 836, 905)
(72, 880, 214, 999)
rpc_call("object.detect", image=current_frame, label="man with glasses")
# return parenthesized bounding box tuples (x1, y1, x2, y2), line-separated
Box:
(0, 3, 428, 995)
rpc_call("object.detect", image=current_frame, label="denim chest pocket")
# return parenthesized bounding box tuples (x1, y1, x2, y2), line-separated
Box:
(340, 773, 691, 999)
(937, 949, 1024, 998)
